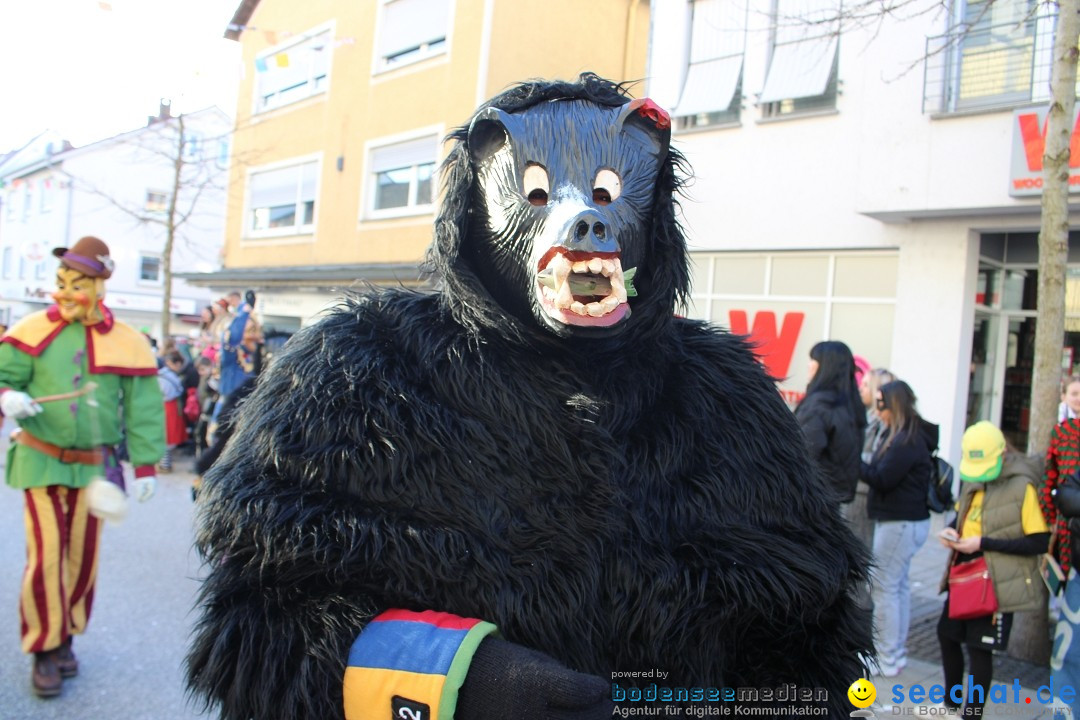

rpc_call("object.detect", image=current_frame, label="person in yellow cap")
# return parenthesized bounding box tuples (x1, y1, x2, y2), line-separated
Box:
(0, 236, 165, 697)
(935, 420, 1048, 715)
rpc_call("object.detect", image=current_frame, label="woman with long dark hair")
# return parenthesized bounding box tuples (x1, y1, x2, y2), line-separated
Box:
(794, 340, 866, 504)
(861, 380, 934, 677)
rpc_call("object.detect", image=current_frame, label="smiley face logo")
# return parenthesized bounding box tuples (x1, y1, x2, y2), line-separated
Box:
(848, 678, 876, 708)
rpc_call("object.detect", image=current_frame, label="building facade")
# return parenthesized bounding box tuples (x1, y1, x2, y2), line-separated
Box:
(0, 107, 230, 341)
(188, 0, 650, 337)
(647, 0, 1080, 462)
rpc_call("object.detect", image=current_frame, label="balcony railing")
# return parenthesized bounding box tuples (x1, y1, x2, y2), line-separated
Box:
(923, 15, 1057, 114)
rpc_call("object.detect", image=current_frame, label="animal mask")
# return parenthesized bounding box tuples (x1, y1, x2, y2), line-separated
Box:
(432, 76, 686, 342)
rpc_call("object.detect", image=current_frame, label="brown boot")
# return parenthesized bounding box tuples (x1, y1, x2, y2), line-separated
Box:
(51, 637, 78, 678)
(32, 652, 62, 697)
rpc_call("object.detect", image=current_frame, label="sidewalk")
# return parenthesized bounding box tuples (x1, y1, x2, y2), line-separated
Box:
(871, 513, 1056, 719)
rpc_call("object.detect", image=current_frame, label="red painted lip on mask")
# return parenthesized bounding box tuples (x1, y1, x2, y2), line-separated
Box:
(535, 247, 620, 271)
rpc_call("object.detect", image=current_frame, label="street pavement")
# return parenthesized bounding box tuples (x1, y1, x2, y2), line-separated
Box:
(0, 420, 213, 720)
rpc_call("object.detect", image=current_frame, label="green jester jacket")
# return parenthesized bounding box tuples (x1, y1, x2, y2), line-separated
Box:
(0, 304, 165, 490)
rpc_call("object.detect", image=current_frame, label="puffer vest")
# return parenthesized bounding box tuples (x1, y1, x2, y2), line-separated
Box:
(939, 455, 1042, 613)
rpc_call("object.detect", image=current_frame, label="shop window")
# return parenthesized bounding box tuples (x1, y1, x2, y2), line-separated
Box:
(674, 0, 747, 129)
(711, 255, 766, 295)
(759, 0, 841, 119)
(366, 134, 437, 217)
(247, 159, 319, 236)
(255, 28, 332, 114)
(770, 255, 828, 296)
(376, 0, 449, 72)
(833, 255, 899, 298)
(3, 247, 14, 279)
(690, 250, 897, 406)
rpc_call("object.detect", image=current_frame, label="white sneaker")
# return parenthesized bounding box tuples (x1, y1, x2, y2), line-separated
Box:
(875, 659, 907, 678)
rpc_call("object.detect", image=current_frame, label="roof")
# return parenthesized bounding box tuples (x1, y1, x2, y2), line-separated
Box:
(174, 262, 434, 291)
(225, 0, 261, 40)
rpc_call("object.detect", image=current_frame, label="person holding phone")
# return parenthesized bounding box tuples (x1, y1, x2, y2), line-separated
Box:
(859, 380, 934, 678)
(936, 421, 1048, 716)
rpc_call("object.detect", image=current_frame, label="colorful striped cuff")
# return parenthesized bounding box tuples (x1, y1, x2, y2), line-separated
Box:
(343, 609, 498, 720)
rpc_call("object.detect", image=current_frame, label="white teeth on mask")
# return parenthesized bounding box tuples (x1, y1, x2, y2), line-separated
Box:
(609, 274, 627, 303)
(538, 252, 630, 318)
(555, 279, 573, 308)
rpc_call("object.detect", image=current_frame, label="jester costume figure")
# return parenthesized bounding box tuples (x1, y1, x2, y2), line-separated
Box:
(0, 236, 165, 698)
(188, 75, 871, 720)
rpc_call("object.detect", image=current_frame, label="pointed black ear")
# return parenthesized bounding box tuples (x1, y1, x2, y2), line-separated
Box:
(468, 107, 513, 163)
(616, 98, 671, 157)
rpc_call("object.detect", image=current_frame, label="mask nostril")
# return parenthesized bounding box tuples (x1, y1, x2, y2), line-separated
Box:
(575, 221, 588, 239)
(593, 222, 605, 240)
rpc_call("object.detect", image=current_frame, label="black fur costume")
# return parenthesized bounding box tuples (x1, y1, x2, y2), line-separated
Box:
(187, 74, 871, 719)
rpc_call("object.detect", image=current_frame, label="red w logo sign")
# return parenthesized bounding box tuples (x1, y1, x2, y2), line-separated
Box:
(1016, 111, 1080, 172)
(727, 310, 804, 380)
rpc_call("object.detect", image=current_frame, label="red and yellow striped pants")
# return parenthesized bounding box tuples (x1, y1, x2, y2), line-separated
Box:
(20, 486, 102, 654)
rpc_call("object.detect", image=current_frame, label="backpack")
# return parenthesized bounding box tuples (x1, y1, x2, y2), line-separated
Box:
(927, 453, 956, 514)
(919, 417, 955, 514)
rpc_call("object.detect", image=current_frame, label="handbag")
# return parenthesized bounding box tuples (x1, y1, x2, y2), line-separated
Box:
(948, 556, 999, 620)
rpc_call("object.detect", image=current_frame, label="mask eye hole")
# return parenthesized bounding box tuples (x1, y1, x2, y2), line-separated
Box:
(523, 163, 549, 206)
(593, 168, 621, 206)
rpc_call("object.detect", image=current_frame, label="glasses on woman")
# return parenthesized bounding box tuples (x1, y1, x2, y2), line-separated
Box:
(876, 397, 887, 411)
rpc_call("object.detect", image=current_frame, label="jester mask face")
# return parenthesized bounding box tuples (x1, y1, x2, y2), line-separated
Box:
(52, 267, 105, 325)
(465, 98, 671, 338)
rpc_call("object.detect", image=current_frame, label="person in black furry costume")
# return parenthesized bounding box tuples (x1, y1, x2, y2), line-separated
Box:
(187, 73, 871, 720)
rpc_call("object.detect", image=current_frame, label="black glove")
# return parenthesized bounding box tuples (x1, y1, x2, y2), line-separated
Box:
(456, 637, 613, 720)
(244, 289, 256, 306)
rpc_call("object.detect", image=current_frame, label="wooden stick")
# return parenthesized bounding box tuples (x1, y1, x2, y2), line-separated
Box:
(34, 381, 99, 404)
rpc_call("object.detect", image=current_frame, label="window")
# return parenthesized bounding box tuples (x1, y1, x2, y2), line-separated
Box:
(22, 183, 32, 220)
(216, 139, 230, 169)
(182, 134, 203, 161)
(146, 190, 168, 213)
(34, 261, 46, 280)
(2, 247, 12, 279)
(255, 29, 331, 114)
(139, 255, 161, 283)
(377, 0, 450, 71)
(367, 135, 437, 216)
(923, 0, 1053, 113)
(759, 0, 841, 118)
(248, 159, 318, 235)
(674, 0, 747, 129)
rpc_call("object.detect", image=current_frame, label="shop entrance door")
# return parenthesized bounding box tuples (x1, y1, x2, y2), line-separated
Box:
(967, 310, 1002, 429)
(971, 312, 1080, 451)
(999, 316, 1036, 450)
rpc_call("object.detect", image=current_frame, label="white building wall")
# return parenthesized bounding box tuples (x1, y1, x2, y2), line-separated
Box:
(648, 0, 1057, 464)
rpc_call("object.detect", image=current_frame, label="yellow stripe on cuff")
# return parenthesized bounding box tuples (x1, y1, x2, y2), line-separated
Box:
(343, 666, 446, 720)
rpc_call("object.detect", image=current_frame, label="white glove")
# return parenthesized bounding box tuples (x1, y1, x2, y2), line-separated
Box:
(133, 475, 156, 502)
(1, 391, 43, 419)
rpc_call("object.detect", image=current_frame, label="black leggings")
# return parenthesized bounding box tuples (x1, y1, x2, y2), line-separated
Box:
(939, 634, 993, 715)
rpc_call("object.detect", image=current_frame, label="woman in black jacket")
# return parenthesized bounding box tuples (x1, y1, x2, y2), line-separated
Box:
(860, 380, 933, 678)
(794, 341, 866, 504)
